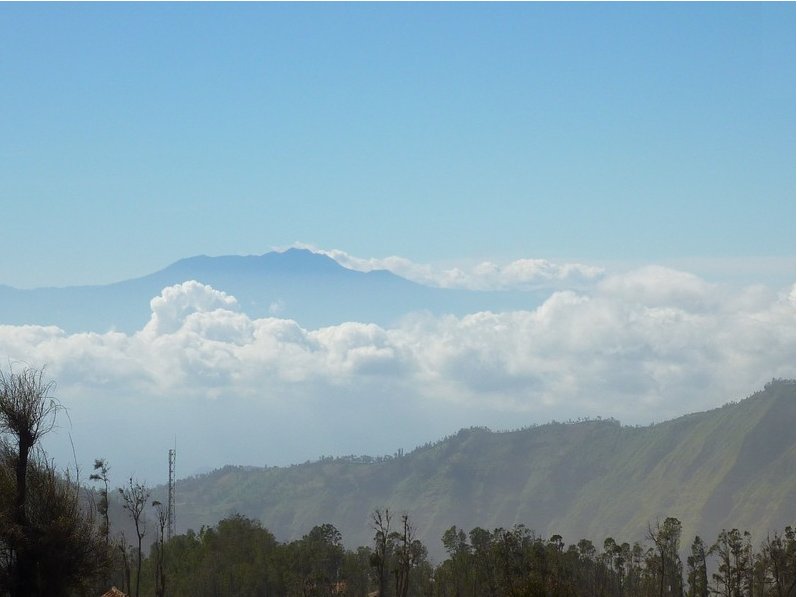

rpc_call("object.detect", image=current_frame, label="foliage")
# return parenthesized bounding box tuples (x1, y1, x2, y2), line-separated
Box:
(90, 458, 112, 545)
(106, 513, 797, 597)
(686, 536, 709, 597)
(0, 367, 107, 597)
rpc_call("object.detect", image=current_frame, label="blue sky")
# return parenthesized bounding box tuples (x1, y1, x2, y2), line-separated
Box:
(0, 3, 795, 480)
(0, 2, 793, 288)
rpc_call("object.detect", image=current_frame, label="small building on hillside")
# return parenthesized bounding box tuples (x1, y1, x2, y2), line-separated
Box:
(100, 587, 128, 597)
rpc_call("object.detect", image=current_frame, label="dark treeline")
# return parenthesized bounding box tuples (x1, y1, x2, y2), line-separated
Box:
(117, 511, 794, 597)
(0, 368, 794, 597)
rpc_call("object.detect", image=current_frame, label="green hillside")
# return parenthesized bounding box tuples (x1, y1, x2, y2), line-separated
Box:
(162, 380, 795, 559)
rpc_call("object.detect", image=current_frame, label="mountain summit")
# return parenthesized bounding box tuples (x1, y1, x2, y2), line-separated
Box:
(161, 249, 352, 278)
(0, 249, 542, 333)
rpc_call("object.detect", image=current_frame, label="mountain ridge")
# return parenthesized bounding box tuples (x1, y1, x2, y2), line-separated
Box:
(0, 248, 543, 332)
(144, 380, 794, 561)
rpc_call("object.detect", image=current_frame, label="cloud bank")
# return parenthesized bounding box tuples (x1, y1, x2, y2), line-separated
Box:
(292, 244, 604, 290)
(1, 268, 793, 480)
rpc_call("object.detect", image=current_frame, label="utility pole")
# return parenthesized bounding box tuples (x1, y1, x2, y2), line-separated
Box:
(167, 447, 176, 541)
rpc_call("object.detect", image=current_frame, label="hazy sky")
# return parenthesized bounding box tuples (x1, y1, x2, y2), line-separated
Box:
(0, 4, 794, 482)
(1, 2, 794, 288)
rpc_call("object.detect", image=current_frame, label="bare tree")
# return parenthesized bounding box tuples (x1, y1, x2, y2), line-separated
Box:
(118, 477, 150, 597)
(392, 513, 423, 597)
(152, 500, 168, 597)
(116, 531, 132, 596)
(371, 508, 393, 597)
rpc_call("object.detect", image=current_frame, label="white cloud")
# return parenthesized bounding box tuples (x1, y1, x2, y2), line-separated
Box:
(2, 270, 791, 415)
(290, 244, 604, 290)
(597, 265, 717, 310)
(268, 299, 286, 315)
(1, 268, 793, 480)
(142, 280, 240, 337)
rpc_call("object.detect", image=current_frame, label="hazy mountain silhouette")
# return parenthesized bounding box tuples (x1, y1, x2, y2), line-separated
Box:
(139, 380, 795, 560)
(0, 249, 545, 332)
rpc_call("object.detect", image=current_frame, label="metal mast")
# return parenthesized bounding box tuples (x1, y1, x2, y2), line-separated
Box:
(167, 447, 176, 540)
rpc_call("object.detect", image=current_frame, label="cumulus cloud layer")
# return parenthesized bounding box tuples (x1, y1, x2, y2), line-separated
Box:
(3, 272, 793, 414)
(1, 270, 793, 479)
(292, 244, 604, 290)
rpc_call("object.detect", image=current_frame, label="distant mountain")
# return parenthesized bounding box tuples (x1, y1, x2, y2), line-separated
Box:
(0, 249, 544, 332)
(150, 380, 794, 560)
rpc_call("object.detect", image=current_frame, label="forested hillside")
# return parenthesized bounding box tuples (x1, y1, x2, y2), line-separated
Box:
(162, 380, 795, 560)
(3, 369, 794, 596)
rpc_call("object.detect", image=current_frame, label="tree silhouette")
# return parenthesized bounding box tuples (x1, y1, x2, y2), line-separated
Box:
(0, 366, 105, 596)
(118, 477, 150, 597)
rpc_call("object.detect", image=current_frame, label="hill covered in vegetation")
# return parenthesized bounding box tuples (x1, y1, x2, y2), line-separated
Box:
(163, 380, 795, 560)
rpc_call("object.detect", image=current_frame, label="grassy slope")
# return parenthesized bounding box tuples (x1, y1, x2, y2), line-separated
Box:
(166, 381, 795, 558)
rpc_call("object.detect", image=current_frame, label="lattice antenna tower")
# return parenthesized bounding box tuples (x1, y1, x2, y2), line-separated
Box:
(167, 446, 176, 541)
